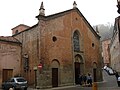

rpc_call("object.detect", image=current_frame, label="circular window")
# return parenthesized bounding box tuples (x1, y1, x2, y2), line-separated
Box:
(52, 36, 57, 42)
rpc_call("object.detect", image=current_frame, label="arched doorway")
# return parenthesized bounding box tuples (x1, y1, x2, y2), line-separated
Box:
(51, 59, 60, 87)
(74, 54, 84, 84)
(93, 62, 97, 82)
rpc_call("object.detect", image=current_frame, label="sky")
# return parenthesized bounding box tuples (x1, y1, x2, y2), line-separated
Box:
(0, 0, 119, 36)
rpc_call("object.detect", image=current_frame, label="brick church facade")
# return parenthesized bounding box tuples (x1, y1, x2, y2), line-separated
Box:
(0, 1, 102, 88)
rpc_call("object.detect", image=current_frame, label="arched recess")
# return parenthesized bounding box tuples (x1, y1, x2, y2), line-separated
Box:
(51, 59, 60, 68)
(74, 54, 84, 84)
(51, 59, 60, 87)
(93, 62, 97, 82)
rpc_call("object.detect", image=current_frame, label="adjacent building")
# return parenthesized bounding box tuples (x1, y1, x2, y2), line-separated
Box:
(12, 24, 30, 35)
(110, 17, 120, 73)
(101, 39, 111, 66)
(0, 36, 21, 86)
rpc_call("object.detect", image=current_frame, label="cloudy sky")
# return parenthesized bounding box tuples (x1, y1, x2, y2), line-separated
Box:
(0, 0, 119, 36)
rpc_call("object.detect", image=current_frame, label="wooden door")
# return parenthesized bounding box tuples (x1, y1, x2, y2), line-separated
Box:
(75, 62, 80, 84)
(52, 68, 58, 87)
(93, 68, 97, 82)
(2, 69, 13, 82)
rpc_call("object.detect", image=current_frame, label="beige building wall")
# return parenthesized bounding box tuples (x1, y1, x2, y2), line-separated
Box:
(0, 37, 21, 86)
(110, 34, 120, 72)
(12, 25, 40, 85)
(102, 39, 111, 66)
(110, 17, 120, 73)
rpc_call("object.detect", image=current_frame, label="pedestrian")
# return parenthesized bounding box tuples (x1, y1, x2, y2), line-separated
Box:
(115, 72, 120, 87)
(83, 74, 87, 86)
(87, 73, 92, 87)
(78, 74, 83, 85)
(115, 72, 119, 79)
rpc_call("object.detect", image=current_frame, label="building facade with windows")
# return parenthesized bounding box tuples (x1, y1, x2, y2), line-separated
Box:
(12, 2, 102, 88)
(0, 2, 103, 88)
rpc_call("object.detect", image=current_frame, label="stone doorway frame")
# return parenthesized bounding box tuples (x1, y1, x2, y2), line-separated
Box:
(74, 54, 84, 84)
(51, 59, 60, 87)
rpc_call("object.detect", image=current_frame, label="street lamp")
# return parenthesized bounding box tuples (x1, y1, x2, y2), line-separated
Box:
(117, 0, 120, 14)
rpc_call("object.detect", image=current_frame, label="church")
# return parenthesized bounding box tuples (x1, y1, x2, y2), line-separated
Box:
(0, 1, 102, 88)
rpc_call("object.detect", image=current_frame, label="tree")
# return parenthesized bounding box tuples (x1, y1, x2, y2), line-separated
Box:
(93, 23, 114, 41)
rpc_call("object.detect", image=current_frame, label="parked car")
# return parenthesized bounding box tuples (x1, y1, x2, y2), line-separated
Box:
(2, 77, 28, 90)
(117, 76, 120, 87)
(103, 65, 115, 75)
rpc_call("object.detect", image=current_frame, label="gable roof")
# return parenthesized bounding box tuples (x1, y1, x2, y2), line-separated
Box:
(12, 24, 38, 36)
(13, 8, 100, 39)
(11, 24, 30, 30)
(37, 8, 100, 39)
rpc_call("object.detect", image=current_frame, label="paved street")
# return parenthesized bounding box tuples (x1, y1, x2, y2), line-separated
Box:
(97, 70, 120, 90)
(28, 86, 92, 90)
(0, 70, 119, 90)
(27, 70, 120, 90)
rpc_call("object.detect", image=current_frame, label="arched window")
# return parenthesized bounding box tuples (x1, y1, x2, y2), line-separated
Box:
(73, 31, 80, 52)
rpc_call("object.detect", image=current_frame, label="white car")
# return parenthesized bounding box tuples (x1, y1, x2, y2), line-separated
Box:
(118, 77, 120, 81)
(103, 66, 115, 75)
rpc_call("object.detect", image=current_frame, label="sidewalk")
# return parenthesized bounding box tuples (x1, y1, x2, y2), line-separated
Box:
(28, 85, 77, 90)
(27, 80, 120, 90)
